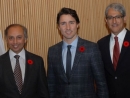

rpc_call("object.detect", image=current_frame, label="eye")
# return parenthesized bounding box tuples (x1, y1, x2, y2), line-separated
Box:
(106, 16, 113, 20)
(106, 15, 123, 20)
(60, 22, 66, 25)
(8, 36, 14, 40)
(116, 16, 122, 19)
(17, 36, 22, 39)
(70, 21, 75, 24)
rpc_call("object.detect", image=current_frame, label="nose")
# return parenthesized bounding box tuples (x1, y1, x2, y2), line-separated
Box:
(66, 23, 70, 30)
(13, 38, 17, 44)
(112, 17, 117, 23)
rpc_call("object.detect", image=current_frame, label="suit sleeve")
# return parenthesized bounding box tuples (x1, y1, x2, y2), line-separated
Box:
(90, 44, 109, 98)
(47, 48, 56, 98)
(38, 57, 49, 98)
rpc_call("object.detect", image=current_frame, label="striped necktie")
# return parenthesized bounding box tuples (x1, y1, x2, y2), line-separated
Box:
(14, 55, 23, 94)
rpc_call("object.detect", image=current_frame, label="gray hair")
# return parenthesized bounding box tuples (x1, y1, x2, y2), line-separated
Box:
(105, 3, 126, 17)
(5, 24, 28, 39)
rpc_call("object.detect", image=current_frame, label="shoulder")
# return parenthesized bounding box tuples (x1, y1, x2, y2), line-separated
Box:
(0, 51, 9, 60)
(126, 29, 130, 35)
(48, 41, 63, 50)
(25, 50, 43, 60)
(126, 28, 130, 32)
(77, 38, 100, 53)
(78, 37, 97, 47)
(97, 34, 110, 44)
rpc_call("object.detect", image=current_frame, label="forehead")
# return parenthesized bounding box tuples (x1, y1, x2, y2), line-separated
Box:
(7, 26, 24, 36)
(107, 8, 122, 16)
(59, 14, 76, 22)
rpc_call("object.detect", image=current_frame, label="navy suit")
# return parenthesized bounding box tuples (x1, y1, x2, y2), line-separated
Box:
(97, 29, 130, 98)
(0, 50, 49, 98)
(47, 37, 109, 98)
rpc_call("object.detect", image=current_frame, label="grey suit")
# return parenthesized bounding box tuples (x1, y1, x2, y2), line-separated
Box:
(47, 37, 109, 98)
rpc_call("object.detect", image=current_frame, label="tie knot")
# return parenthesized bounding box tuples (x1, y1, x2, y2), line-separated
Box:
(114, 36, 118, 41)
(67, 45, 71, 50)
(14, 55, 20, 59)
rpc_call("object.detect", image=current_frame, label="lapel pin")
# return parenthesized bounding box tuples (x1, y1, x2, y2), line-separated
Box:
(27, 59, 33, 65)
(123, 41, 129, 47)
(79, 46, 85, 52)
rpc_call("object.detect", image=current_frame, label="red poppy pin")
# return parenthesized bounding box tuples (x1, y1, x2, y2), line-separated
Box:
(79, 46, 85, 52)
(27, 59, 33, 65)
(123, 41, 129, 47)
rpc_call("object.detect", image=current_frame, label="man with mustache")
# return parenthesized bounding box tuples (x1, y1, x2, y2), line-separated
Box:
(0, 24, 49, 98)
(97, 3, 130, 98)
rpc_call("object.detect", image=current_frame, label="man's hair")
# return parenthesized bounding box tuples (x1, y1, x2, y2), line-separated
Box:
(5, 24, 28, 39)
(105, 3, 126, 17)
(57, 7, 80, 24)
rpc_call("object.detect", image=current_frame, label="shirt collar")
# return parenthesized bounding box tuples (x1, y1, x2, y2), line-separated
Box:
(111, 28, 126, 41)
(9, 48, 25, 60)
(62, 36, 78, 49)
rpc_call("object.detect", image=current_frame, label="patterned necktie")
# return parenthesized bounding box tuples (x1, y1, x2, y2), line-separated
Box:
(14, 55, 23, 94)
(66, 45, 72, 79)
(113, 36, 120, 70)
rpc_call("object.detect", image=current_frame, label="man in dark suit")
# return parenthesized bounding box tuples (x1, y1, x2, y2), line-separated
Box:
(47, 7, 109, 98)
(97, 3, 130, 98)
(0, 24, 49, 98)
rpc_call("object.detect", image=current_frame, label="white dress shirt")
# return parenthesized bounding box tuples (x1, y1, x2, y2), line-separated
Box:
(9, 48, 26, 82)
(110, 28, 126, 62)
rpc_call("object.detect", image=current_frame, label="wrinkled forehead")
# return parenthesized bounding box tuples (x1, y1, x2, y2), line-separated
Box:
(7, 26, 24, 36)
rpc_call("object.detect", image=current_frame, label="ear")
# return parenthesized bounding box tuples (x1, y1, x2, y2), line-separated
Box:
(105, 17, 107, 23)
(123, 16, 127, 23)
(5, 36, 8, 42)
(24, 38, 27, 43)
(57, 24, 61, 30)
(77, 23, 79, 28)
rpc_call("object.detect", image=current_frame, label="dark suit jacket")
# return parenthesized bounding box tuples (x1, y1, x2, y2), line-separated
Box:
(0, 50, 49, 98)
(97, 29, 130, 98)
(47, 37, 109, 98)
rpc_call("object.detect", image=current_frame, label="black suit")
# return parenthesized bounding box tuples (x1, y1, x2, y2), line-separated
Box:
(97, 29, 130, 98)
(0, 50, 49, 98)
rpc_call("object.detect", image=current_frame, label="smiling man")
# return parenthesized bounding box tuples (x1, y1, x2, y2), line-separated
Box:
(0, 24, 49, 98)
(97, 3, 130, 98)
(47, 7, 109, 98)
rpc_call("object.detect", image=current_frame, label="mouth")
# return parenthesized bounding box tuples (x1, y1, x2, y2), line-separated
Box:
(65, 30, 72, 34)
(13, 45, 19, 49)
(112, 23, 118, 27)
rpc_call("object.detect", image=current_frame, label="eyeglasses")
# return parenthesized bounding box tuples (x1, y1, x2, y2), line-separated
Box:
(106, 15, 124, 20)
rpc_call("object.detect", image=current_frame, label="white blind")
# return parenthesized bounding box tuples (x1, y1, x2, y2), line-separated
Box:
(0, 30, 5, 55)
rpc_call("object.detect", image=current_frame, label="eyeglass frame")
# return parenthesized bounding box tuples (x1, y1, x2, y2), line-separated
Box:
(106, 15, 124, 20)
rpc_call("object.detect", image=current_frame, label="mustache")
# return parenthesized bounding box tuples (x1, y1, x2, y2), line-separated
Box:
(65, 30, 72, 32)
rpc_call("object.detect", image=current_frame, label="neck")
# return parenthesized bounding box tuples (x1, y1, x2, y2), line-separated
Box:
(63, 35, 78, 44)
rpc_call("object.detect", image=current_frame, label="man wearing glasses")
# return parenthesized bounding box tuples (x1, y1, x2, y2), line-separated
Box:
(98, 3, 130, 98)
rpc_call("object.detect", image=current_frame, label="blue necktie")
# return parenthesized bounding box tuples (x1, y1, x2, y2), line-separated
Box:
(66, 45, 72, 79)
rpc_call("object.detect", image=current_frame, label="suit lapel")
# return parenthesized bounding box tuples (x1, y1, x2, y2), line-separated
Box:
(57, 42, 68, 81)
(117, 31, 130, 67)
(3, 52, 20, 93)
(21, 51, 34, 94)
(70, 38, 84, 76)
(104, 35, 115, 71)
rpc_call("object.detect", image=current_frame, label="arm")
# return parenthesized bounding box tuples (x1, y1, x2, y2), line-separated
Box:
(90, 44, 109, 98)
(47, 48, 56, 98)
(38, 57, 49, 98)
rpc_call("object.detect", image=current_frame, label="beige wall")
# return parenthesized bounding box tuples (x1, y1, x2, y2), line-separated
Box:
(0, 0, 130, 70)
